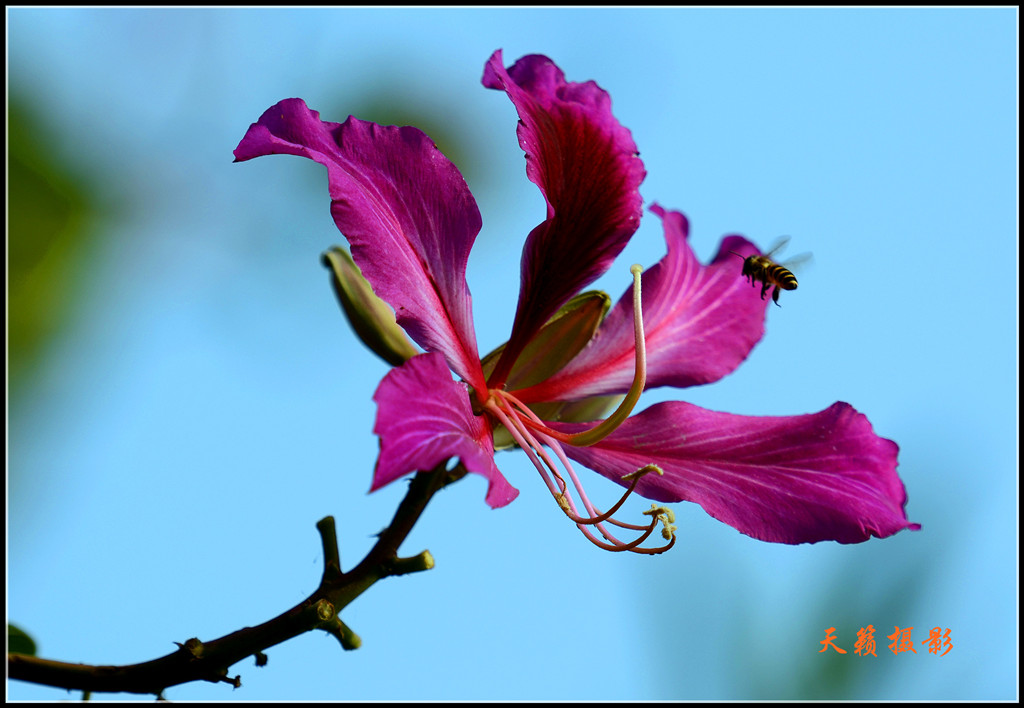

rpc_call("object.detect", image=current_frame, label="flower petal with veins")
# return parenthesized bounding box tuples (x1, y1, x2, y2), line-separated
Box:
(556, 401, 919, 544)
(374, 352, 518, 508)
(516, 204, 770, 403)
(237, 52, 918, 551)
(234, 99, 486, 391)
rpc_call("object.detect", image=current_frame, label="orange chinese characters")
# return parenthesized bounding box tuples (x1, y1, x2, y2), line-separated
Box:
(887, 626, 917, 655)
(819, 627, 848, 654)
(855, 625, 877, 657)
(922, 627, 953, 656)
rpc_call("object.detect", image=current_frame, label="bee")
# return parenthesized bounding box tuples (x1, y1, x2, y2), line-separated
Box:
(730, 237, 807, 307)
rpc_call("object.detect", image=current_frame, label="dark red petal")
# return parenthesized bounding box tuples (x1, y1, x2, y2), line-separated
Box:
(482, 50, 645, 387)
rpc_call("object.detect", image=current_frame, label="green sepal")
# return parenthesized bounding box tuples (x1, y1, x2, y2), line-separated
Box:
(556, 394, 624, 424)
(321, 246, 419, 367)
(481, 290, 611, 391)
(483, 290, 613, 450)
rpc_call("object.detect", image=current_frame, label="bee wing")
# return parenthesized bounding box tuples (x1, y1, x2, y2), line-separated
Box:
(762, 235, 790, 259)
(780, 251, 813, 272)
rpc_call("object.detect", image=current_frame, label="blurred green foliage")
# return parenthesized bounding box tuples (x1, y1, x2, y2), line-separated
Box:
(8, 96, 99, 396)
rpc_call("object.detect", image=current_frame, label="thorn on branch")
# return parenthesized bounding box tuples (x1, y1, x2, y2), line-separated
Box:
(254, 651, 268, 667)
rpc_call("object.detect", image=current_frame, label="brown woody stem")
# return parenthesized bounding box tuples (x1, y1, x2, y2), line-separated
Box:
(7, 460, 458, 697)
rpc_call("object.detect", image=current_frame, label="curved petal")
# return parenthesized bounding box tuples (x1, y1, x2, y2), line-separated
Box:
(555, 401, 919, 544)
(482, 50, 646, 387)
(515, 204, 771, 403)
(373, 352, 519, 508)
(235, 99, 486, 391)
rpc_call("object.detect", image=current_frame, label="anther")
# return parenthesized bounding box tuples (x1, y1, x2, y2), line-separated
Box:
(622, 463, 663, 482)
(643, 505, 677, 541)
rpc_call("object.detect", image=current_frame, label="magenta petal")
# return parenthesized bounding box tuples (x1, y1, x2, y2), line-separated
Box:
(482, 50, 646, 384)
(516, 204, 771, 402)
(556, 401, 919, 544)
(235, 99, 486, 391)
(373, 352, 519, 508)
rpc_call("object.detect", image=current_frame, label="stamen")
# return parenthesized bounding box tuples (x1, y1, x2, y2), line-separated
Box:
(493, 391, 674, 545)
(498, 395, 629, 534)
(480, 273, 677, 556)
(546, 448, 660, 528)
(574, 511, 676, 555)
(488, 394, 624, 542)
(485, 396, 563, 500)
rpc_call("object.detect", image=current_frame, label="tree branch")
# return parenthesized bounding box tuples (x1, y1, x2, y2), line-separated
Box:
(7, 460, 460, 697)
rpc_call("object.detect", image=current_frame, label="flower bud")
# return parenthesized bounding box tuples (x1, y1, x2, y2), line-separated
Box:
(322, 246, 419, 366)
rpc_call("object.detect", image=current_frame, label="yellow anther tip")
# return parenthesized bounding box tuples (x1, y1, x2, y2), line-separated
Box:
(643, 504, 675, 523)
(630, 263, 643, 276)
(622, 463, 663, 482)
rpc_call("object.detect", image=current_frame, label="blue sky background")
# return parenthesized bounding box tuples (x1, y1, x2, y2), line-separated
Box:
(7, 7, 1017, 701)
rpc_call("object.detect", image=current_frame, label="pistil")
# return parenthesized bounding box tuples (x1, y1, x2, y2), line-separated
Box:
(518, 264, 646, 448)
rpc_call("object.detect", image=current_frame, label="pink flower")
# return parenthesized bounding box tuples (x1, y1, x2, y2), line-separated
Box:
(234, 50, 919, 552)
